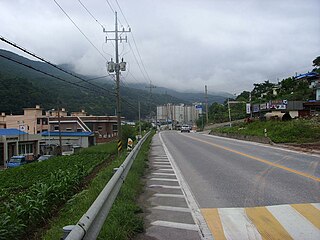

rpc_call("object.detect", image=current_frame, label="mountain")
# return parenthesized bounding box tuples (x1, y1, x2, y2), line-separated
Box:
(127, 83, 229, 105)
(0, 49, 186, 120)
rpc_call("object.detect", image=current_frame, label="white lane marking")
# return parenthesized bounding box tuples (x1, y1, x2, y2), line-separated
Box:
(150, 178, 179, 182)
(151, 220, 198, 231)
(205, 134, 320, 157)
(267, 205, 320, 240)
(153, 165, 172, 168)
(160, 132, 213, 240)
(154, 193, 185, 198)
(153, 206, 191, 213)
(148, 185, 181, 189)
(152, 172, 176, 176)
(153, 161, 171, 164)
(218, 208, 262, 240)
(311, 203, 320, 210)
(157, 168, 174, 172)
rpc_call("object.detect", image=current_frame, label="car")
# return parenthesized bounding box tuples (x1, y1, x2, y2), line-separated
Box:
(181, 125, 190, 133)
(37, 155, 54, 162)
(7, 156, 27, 168)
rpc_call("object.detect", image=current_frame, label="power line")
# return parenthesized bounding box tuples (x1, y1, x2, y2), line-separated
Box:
(128, 41, 149, 83)
(77, 0, 104, 29)
(0, 36, 115, 96)
(112, 0, 152, 83)
(115, 0, 129, 26)
(77, 0, 115, 49)
(105, 0, 115, 13)
(53, 0, 108, 61)
(0, 53, 107, 95)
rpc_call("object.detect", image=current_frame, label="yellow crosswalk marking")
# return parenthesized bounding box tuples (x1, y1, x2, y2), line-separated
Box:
(201, 208, 226, 240)
(291, 204, 320, 229)
(245, 206, 293, 240)
(201, 204, 320, 239)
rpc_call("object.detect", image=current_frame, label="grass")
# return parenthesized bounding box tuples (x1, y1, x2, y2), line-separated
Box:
(42, 132, 154, 240)
(211, 118, 320, 143)
(0, 142, 117, 240)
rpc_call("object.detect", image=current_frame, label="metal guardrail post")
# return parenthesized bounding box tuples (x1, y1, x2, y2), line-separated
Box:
(63, 131, 151, 240)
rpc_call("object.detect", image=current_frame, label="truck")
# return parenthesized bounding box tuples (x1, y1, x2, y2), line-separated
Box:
(7, 156, 27, 168)
(7, 155, 37, 168)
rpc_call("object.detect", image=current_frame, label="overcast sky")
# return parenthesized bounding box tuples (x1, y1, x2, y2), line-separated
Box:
(0, 0, 319, 94)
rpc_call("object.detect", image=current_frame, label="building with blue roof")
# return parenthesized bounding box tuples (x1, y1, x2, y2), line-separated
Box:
(0, 129, 41, 167)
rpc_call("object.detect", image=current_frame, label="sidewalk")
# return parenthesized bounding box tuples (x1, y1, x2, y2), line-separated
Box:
(135, 133, 202, 240)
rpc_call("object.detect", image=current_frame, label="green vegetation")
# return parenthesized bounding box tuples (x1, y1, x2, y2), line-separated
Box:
(199, 56, 319, 129)
(43, 132, 154, 240)
(0, 142, 117, 240)
(211, 118, 320, 143)
(0, 49, 184, 119)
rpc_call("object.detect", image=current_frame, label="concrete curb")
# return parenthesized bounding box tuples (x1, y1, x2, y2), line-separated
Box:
(209, 132, 273, 144)
(209, 132, 320, 155)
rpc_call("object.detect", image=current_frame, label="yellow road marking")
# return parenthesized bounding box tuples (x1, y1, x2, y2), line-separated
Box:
(245, 206, 293, 240)
(291, 204, 320, 229)
(201, 208, 226, 240)
(183, 134, 320, 182)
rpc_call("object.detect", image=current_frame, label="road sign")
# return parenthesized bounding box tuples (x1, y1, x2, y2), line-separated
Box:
(117, 140, 122, 152)
(127, 138, 133, 151)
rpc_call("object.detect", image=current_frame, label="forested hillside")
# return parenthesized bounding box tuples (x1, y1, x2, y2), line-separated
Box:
(0, 49, 184, 119)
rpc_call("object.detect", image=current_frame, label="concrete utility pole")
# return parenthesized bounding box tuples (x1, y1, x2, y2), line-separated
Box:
(138, 101, 141, 138)
(227, 98, 232, 127)
(205, 85, 209, 124)
(104, 12, 130, 152)
(145, 81, 156, 121)
(57, 105, 62, 155)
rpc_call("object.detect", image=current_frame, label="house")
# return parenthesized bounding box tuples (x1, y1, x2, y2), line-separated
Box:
(303, 101, 320, 116)
(0, 129, 41, 167)
(41, 131, 95, 154)
(3, 105, 50, 134)
(47, 111, 120, 144)
(295, 71, 320, 100)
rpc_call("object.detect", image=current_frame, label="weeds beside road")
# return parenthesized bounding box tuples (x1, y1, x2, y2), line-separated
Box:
(211, 118, 320, 144)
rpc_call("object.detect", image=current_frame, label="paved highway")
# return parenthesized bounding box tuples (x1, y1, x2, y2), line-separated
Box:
(158, 131, 320, 239)
(160, 131, 320, 208)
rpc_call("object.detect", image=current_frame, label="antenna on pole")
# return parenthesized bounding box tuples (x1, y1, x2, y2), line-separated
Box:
(103, 11, 130, 154)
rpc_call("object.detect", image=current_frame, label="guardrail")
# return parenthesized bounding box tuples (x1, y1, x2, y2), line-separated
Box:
(63, 132, 151, 240)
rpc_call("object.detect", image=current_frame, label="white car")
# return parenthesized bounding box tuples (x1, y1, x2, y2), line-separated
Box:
(181, 125, 190, 133)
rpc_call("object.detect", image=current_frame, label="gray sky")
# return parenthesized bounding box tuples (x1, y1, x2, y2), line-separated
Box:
(0, 0, 319, 94)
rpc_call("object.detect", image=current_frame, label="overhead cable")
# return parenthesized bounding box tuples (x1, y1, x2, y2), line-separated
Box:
(53, 0, 108, 61)
(0, 36, 115, 96)
(0, 53, 108, 95)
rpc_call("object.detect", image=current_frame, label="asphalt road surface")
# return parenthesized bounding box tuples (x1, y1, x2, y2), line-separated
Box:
(158, 131, 320, 239)
(160, 131, 320, 208)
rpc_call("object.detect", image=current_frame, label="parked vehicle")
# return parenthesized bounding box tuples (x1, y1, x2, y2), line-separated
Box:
(7, 156, 27, 168)
(181, 125, 190, 133)
(37, 155, 54, 162)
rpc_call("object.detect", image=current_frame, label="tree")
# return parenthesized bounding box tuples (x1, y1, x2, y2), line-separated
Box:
(312, 56, 320, 67)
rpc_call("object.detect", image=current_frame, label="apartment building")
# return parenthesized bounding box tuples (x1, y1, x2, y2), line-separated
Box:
(157, 103, 200, 125)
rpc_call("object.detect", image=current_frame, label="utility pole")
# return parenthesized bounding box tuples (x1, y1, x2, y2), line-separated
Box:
(138, 101, 141, 138)
(165, 91, 169, 129)
(227, 98, 232, 127)
(205, 85, 209, 124)
(104, 12, 130, 153)
(57, 105, 62, 155)
(145, 81, 156, 122)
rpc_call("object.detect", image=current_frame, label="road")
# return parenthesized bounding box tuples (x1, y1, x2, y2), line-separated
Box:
(159, 131, 320, 239)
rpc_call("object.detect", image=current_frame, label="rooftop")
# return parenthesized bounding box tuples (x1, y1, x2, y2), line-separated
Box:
(41, 131, 94, 137)
(0, 129, 28, 136)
